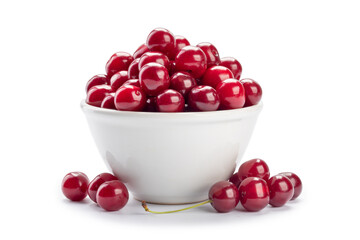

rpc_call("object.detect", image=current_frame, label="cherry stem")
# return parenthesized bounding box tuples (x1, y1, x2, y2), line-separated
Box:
(142, 200, 212, 214)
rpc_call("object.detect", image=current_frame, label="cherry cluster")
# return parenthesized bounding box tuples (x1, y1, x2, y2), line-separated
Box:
(85, 28, 262, 112)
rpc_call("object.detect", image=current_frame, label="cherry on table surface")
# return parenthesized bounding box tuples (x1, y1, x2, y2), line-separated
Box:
(105, 52, 134, 78)
(237, 158, 270, 181)
(114, 85, 146, 111)
(156, 89, 185, 112)
(86, 85, 113, 107)
(168, 35, 190, 60)
(201, 66, 234, 89)
(110, 71, 129, 91)
(138, 51, 170, 70)
(85, 74, 108, 93)
(146, 28, 175, 56)
(196, 42, 220, 68)
(220, 57, 242, 80)
(279, 172, 302, 200)
(139, 62, 170, 96)
(133, 43, 149, 59)
(96, 180, 129, 211)
(101, 94, 116, 110)
(239, 177, 269, 212)
(216, 79, 246, 109)
(188, 85, 220, 111)
(87, 173, 118, 203)
(228, 172, 241, 188)
(170, 71, 197, 98)
(175, 46, 207, 79)
(128, 58, 140, 79)
(267, 175, 294, 207)
(209, 181, 240, 213)
(239, 78, 262, 107)
(62, 172, 89, 201)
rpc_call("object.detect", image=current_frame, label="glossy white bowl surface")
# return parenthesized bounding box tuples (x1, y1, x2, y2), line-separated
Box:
(81, 100, 262, 204)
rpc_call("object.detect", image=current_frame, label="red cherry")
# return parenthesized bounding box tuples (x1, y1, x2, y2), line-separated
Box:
(170, 71, 197, 98)
(156, 89, 185, 112)
(138, 52, 170, 70)
(168, 35, 190, 60)
(239, 177, 269, 212)
(96, 180, 129, 211)
(168, 60, 176, 76)
(133, 43, 149, 59)
(175, 46, 207, 79)
(61, 172, 89, 201)
(228, 172, 241, 188)
(145, 97, 157, 112)
(238, 158, 270, 182)
(208, 181, 240, 213)
(188, 85, 220, 111)
(105, 52, 134, 78)
(114, 85, 146, 111)
(122, 79, 140, 88)
(267, 175, 294, 207)
(220, 57, 242, 80)
(239, 78, 262, 107)
(279, 172, 302, 200)
(85, 74, 108, 93)
(139, 63, 170, 96)
(201, 66, 234, 89)
(216, 79, 246, 109)
(146, 28, 175, 56)
(110, 71, 128, 91)
(86, 85, 113, 107)
(87, 173, 118, 203)
(196, 42, 220, 68)
(101, 94, 116, 110)
(128, 58, 140, 79)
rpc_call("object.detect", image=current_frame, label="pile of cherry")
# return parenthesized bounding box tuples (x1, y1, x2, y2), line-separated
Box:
(61, 158, 302, 213)
(85, 27, 262, 112)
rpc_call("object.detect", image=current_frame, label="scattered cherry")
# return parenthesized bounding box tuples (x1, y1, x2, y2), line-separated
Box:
(267, 175, 294, 207)
(138, 51, 170, 70)
(175, 46, 207, 79)
(133, 43, 149, 59)
(220, 57, 242, 80)
(196, 42, 220, 68)
(279, 172, 302, 200)
(216, 79, 246, 109)
(146, 28, 175, 56)
(156, 89, 185, 112)
(105, 52, 134, 78)
(237, 158, 270, 181)
(87, 173, 118, 203)
(201, 66, 234, 89)
(139, 63, 170, 96)
(239, 177, 270, 212)
(128, 58, 140, 79)
(209, 181, 240, 213)
(170, 71, 197, 98)
(62, 172, 89, 201)
(110, 70, 128, 91)
(85, 74, 108, 93)
(240, 78, 262, 107)
(96, 180, 129, 211)
(114, 85, 146, 111)
(228, 172, 241, 188)
(101, 94, 116, 110)
(86, 85, 113, 107)
(188, 85, 220, 111)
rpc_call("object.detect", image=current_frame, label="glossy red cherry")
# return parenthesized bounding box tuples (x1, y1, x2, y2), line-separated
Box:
(86, 85, 113, 107)
(122, 79, 140, 88)
(175, 46, 207, 79)
(208, 181, 240, 213)
(87, 173, 118, 203)
(101, 94, 116, 110)
(168, 60, 176, 76)
(133, 43, 149, 59)
(61, 172, 89, 201)
(216, 79, 246, 109)
(145, 97, 157, 112)
(168, 35, 190, 60)
(201, 66, 234, 89)
(96, 180, 129, 211)
(228, 172, 241, 188)
(114, 85, 146, 111)
(220, 57, 242, 80)
(105, 52, 134, 78)
(188, 85, 220, 111)
(85, 74, 108, 93)
(146, 28, 175, 56)
(239, 78, 262, 107)
(279, 172, 302, 200)
(237, 158, 270, 181)
(196, 42, 220, 68)
(170, 71, 197, 97)
(139, 63, 170, 96)
(239, 177, 269, 212)
(110, 71, 128, 91)
(156, 89, 185, 112)
(128, 58, 140, 79)
(267, 175, 294, 207)
(138, 52, 170, 70)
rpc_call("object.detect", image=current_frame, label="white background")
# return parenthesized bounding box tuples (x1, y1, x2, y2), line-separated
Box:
(1, 0, 359, 239)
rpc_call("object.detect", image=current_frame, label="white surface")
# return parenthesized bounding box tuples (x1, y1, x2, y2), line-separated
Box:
(81, 101, 261, 203)
(0, 0, 359, 239)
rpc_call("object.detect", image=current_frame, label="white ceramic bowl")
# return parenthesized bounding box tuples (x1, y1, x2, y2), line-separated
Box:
(81, 100, 262, 204)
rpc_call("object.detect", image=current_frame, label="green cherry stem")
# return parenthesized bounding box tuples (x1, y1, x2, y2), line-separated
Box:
(142, 200, 212, 214)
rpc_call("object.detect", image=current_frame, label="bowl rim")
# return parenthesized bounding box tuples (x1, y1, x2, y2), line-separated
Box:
(81, 100, 263, 119)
